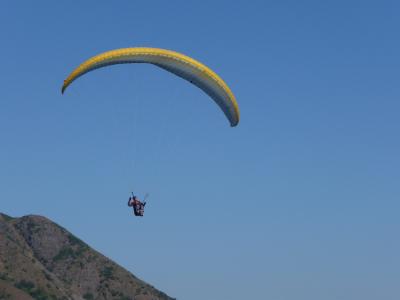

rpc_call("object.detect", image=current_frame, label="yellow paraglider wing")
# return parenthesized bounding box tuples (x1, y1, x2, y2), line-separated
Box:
(62, 48, 239, 126)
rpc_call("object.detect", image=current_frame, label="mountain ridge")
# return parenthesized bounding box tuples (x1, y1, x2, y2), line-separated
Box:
(0, 213, 174, 300)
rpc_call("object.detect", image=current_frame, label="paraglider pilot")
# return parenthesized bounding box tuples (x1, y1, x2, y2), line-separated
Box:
(128, 194, 146, 216)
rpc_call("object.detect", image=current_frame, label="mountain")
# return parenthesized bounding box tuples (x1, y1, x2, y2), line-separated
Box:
(0, 213, 174, 300)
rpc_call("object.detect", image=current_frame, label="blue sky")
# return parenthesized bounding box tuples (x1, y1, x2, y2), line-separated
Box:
(1, 1, 399, 299)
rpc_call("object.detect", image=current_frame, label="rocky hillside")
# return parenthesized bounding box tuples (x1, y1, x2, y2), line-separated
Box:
(0, 213, 174, 300)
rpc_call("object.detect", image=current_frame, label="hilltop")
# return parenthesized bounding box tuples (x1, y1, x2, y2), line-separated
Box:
(0, 213, 174, 300)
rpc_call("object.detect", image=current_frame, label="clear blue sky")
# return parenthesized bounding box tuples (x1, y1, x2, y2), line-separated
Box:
(1, 1, 399, 299)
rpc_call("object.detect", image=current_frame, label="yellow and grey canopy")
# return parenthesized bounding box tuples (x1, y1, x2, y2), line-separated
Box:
(62, 47, 239, 126)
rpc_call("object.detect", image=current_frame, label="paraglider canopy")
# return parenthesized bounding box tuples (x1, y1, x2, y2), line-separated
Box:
(61, 47, 240, 126)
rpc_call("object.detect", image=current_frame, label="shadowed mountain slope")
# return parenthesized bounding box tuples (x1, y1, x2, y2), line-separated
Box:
(0, 213, 174, 300)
